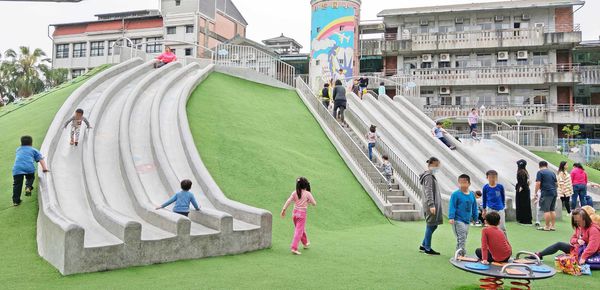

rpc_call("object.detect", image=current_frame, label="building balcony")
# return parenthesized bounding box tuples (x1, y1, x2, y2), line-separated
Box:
(581, 66, 600, 85)
(424, 104, 547, 122)
(392, 64, 580, 86)
(423, 103, 600, 125)
(361, 25, 582, 55)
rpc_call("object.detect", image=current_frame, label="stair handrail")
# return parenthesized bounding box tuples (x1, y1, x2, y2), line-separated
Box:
(296, 77, 392, 204)
(345, 101, 424, 207)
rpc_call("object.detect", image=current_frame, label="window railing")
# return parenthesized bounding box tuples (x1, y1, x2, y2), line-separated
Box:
(295, 77, 392, 204)
(345, 108, 424, 206)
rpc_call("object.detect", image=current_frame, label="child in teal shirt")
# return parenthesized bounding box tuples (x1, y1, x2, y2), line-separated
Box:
(449, 174, 479, 257)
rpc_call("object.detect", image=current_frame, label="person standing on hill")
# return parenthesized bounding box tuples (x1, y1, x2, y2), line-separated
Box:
(515, 159, 532, 225)
(571, 163, 589, 209)
(281, 177, 317, 255)
(419, 157, 443, 256)
(320, 83, 331, 110)
(332, 80, 347, 127)
(557, 161, 573, 215)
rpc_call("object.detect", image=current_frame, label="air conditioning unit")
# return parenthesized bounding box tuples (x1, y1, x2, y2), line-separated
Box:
(440, 87, 451, 95)
(422, 54, 433, 62)
(517, 50, 528, 60)
(420, 19, 429, 26)
(521, 14, 531, 21)
(440, 53, 450, 62)
(498, 85, 510, 94)
(497, 51, 509, 60)
(247, 53, 256, 61)
(494, 15, 505, 22)
(534, 23, 545, 28)
(455, 17, 464, 24)
(231, 53, 240, 61)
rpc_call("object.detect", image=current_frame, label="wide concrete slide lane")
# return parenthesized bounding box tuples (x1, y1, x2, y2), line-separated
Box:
(176, 66, 272, 246)
(37, 58, 144, 275)
(119, 62, 194, 237)
(83, 59, 177, 244)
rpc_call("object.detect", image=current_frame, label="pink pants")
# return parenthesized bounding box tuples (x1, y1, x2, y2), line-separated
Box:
(291, 209, 309, 251)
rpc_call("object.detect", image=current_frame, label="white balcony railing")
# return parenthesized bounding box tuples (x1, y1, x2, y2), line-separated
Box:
(424, 104, 548, 121)
(581, 66, 600, 84)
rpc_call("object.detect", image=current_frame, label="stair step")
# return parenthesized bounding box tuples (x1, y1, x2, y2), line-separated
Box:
(387, 196, 409, 203)
(391, 203, 415, 211)
(390, 209, 422, 221)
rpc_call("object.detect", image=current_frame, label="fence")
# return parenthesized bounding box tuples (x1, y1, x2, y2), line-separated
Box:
(345, 109, 424, 206)
(215, 44, 296, 86)
(558, 138, 600, 163)
(496, 125, 556, 148)
(295, 77, 392, 204)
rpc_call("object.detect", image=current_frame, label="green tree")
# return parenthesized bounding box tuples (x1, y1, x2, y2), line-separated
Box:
(40, 64, 68, 89)
(562, 124, 582, 147)
(1, 47, 48, 99)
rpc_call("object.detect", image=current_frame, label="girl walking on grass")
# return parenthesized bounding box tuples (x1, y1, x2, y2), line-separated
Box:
(281, 177, 317, 255)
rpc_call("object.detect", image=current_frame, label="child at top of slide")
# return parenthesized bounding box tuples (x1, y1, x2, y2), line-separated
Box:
(482, 170, 507, 234)
(63, 108, 91, 146)
(154, 46, 177, 68)
(449, 174, 479, 257)
(281, 177, 317, 255)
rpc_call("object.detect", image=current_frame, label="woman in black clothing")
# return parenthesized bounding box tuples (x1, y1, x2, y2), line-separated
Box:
(516, 159, 533, 224)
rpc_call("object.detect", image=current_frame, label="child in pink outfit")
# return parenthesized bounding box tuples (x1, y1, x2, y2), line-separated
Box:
(154, 46, 177, 68)
(281, 177, 317, 255)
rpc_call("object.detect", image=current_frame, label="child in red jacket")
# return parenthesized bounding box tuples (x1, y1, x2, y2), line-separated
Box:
(475, 211, 512, 264)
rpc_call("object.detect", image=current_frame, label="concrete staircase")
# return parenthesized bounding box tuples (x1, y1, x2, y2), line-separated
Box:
(340, 121, 422, 221)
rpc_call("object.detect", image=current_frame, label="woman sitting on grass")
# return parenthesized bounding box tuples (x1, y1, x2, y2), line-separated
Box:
(532, 208, 600, 265)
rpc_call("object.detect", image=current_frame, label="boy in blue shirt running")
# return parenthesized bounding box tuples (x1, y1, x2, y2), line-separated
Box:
(12, 136, 49, 206)
(482, 170, 507, 234)
(449, 174, 478, 257)
(156, 179, 200, 217)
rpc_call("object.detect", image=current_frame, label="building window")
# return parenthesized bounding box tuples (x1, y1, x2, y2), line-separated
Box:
(455, 55, 469, 67)
(71, 69, 85, 78)
(146, 37, 163, 53)
(532, 52, 548, 65)
(167, 26, 177, 35)
(497, 60, 508, 66)
(316, 27, 321, 33)
(56, 44, 69, 59)
(90, 41, 104, 57)
(477, 54, 492, 67)
(517, 59, 529, 65)
(72, 43, 86, 58)
(185, 48, 192, 56)
(441, 96, 453, 106)
(421, 62, 432, 69)
(175, 0, 181, 6)
(438, 62, 451, 68)
(186, 25, 194, 33)
(455, 96, 463, 106)
(127, 38, 143, 49)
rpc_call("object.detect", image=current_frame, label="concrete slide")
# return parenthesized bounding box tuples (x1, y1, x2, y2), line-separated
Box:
(37, 58, 271, 275)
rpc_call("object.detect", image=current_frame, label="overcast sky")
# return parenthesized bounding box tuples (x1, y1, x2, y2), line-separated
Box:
(0, 0, 598, 57)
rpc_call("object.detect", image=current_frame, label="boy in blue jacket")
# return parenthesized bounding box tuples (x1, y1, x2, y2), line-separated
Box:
(156, 179, 200, 217)
(449, 174, 479, 257)
(482, 170, 507, 234)
(12, 136, 49, 206)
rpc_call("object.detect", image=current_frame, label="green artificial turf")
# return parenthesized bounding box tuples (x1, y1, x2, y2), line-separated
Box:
(0, 71, 598, 289)
(532, 151, 600, 184)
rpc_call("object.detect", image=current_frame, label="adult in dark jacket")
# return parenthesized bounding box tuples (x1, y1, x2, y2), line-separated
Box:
(515, 159, 533, 224)
(332, 80, 347, 126)
(419, 157, 443, 255)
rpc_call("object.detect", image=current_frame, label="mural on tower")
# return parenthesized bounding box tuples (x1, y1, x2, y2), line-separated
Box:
(311, 5, 357, 83)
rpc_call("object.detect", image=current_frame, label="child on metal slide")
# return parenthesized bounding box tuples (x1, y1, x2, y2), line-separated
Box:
(63, 108, 92, 146)
(281, 177, 317, 255)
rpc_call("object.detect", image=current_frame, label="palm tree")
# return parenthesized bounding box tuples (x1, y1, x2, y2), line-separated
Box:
(2, 47, 49, 98)
(40, 64, 68, 89)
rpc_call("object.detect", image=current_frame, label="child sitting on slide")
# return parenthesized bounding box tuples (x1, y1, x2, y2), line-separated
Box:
(63, 108, 92, 146)
(155, 179, 200, 217)
(475, 211, 512, 264)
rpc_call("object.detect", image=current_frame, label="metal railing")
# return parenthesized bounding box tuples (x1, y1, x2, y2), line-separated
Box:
(558, 138, 600, 163)
(424, 104, 547, 120)
(215, 44, 296, 86)
(496, 125, 556, 148)
(346, 74, 419, 99)
(295, 77, 392, 204)
(345, 108, 424, 206)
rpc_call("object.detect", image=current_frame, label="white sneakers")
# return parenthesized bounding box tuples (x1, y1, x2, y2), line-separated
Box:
(291, 250, 302, 255)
